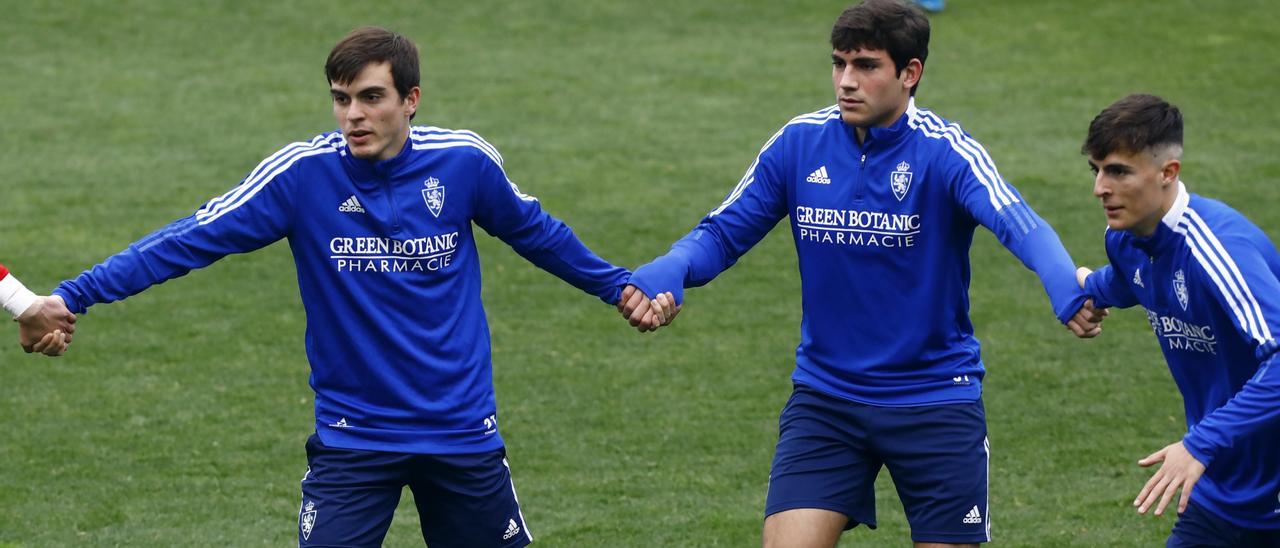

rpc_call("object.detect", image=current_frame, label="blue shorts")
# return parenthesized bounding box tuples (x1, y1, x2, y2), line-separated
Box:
(1167, 500, 1280, 547)
(298, 434, 532, 547)
(765, 384, 990, 544)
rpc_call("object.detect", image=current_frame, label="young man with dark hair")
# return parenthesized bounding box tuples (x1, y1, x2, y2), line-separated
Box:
(622, 1, 1102, 546)
(17, 26, 672, 546)
(1077, 94, 1280, 547)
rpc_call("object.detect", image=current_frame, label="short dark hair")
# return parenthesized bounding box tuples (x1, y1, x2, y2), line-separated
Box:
(830, 0, 930, 95)
(325, 26, 420, 101)
(1082, 94, 1183, 159)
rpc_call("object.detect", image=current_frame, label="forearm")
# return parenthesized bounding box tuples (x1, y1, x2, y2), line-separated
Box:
(54, 245, 173, 314)
(508, 220, 630, 304)
(53, 216, 261, 314)
(1012, 222, 1087, 324)
(629, 226, 732, 305)
(1182, 351, 1280, 467)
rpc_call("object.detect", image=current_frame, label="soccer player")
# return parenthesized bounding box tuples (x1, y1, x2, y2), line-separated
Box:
(1077, 94, 1280, 546)
(15, 27, 671, 546)
(1, 263, 74, 356)
(620, 1, 1103, 546)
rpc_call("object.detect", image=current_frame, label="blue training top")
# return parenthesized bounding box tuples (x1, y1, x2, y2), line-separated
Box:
(1086, 182, 1280, 528)
(54, 127, 630, 454)
(630, 99, 1086, 406)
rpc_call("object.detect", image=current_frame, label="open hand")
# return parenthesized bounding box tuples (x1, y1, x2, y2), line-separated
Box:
(1134, 441, 1205, 516)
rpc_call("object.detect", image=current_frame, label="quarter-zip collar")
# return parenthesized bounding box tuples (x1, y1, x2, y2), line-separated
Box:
(844, 98, 915, 149)
(341, 130, 415, 185)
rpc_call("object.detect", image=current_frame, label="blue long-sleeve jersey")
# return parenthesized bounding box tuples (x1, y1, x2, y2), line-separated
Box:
(630, 100, 1085, 405)
(1084, 183, 1280, 528)
(54, 127, 630, 454)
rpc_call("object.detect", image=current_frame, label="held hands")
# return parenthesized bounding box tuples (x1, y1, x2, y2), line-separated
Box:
(1067, 299, 1108, 338)
(1134, 440, 1206, 516)
(617, 285, 680, 333)
(1067, 266, 1108, 338)
(16, 295, 76, 356)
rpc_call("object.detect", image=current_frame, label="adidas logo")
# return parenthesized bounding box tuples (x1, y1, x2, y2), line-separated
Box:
(962, 505, 982, 524)
(339, 195, 365, 213)
(502, 518, 521, 540)
(330, 418, 350, 428)
(805, 166, 832, 184)
(1133, 267, 1144, 287)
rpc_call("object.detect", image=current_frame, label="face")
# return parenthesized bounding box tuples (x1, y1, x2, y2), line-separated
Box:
(331, 61, 420, 161)
(831, 48, 920, 130)
(1089, 148, 1181, 236)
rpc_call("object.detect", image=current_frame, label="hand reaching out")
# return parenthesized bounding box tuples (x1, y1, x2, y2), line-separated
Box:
(617, 285, 680, 333)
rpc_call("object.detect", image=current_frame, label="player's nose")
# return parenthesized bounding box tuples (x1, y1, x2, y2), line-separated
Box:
(840, 68, 858, 90)
(1093, 173, 1108, 197)
(345, 103, 365, 122)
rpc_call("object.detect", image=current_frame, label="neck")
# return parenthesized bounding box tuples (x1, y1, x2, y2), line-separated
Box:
(378, 127, 412, 162)
(1132, 181, 1181, 237)
(853, 99, 909, 145)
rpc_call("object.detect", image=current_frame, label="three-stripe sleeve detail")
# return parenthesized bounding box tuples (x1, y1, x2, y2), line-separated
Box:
(907, 107, 1037, 235)
(710, 106, 840, 217)
(411, 127, 535, 202)
(196, 134, 339, 227)
(1176, 209, 1273, 344)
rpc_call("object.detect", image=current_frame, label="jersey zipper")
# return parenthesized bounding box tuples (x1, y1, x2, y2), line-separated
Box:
(853, 153, 867, 201)
(383, 178, 403, 233)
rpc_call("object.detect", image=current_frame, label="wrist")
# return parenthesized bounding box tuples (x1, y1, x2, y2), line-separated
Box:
(0, 273, 38, 319)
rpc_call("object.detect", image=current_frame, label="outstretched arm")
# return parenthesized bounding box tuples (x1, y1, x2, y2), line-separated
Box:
(627, 124, 792, 315)
(943, 137, 1092, 330)
(471, 155, 630, 305)
(52, 139, 304, 315)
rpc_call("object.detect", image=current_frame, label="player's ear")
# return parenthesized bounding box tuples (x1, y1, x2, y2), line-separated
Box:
(1161, 158, 1181, 186)
(900, 58, 923, 90)
(404, 86, 421, 118)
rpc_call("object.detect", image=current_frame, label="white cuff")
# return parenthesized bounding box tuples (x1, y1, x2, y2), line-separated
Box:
(0, 274, 38, 318)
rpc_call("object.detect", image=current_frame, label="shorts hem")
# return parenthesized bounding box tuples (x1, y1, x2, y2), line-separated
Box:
(764, 500, 873, 530)
(910, 529, 990, 543)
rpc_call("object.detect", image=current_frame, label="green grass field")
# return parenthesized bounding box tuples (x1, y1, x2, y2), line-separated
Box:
(3, 0, 1279, 545)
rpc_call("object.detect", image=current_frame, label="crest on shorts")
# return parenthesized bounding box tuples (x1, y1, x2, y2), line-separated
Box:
(1173, 269, 1189, 310)
(422, 177, 445, 218)
(300, 501, 317, 540)
(890, 161, 912, 201)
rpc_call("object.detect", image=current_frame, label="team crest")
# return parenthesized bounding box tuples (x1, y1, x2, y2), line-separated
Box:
(422, 177, 445, 218)
(890, 161, 913, 201)
(1173, 269, 1189, 310)
(300, 501, 317, 540)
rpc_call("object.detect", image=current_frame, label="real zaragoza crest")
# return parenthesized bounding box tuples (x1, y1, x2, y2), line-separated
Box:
(422, 177, 445, 218)
(1173, 269, 1189, 310)
(300, 501, 317, 540)
(890, 161, 912, 201)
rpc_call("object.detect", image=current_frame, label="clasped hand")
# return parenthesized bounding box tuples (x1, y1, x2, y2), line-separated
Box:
(616, 285, 680, 333)
(15, 295, 75, 356)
